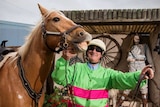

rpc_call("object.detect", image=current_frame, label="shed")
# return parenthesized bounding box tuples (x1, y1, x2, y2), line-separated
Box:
(62, 8, 160, 106)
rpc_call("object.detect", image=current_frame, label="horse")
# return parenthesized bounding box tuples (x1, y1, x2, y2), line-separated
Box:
(0, 4, 92, 107)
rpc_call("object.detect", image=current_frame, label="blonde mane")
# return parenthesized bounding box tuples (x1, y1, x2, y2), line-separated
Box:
(18, 9, 64, 59)
(18, 21, 41, 59)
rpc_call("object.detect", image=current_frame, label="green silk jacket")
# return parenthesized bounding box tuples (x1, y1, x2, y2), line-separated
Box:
(52, 57, 145, 107)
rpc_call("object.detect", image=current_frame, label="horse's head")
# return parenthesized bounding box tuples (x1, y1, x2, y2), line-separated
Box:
(38, 4, 92, 53)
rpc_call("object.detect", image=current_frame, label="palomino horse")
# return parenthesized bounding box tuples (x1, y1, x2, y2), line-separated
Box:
(0, 4, 92, 107)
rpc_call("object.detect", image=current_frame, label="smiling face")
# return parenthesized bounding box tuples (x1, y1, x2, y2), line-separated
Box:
(38, 4, 92, 52)
(87, 45, 103, 64)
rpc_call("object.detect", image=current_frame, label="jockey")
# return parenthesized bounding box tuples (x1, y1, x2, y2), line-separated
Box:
(51, 39, 154, 107)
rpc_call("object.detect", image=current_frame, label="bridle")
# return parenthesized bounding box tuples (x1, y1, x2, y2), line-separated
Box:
(41, 21, 82, 53)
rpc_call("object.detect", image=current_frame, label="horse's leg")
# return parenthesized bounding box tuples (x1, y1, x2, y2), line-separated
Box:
(116, 90, 129, 107)
(142, 94, 147, 107)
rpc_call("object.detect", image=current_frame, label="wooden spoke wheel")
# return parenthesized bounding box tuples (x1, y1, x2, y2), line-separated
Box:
(83, 35, 122, 68)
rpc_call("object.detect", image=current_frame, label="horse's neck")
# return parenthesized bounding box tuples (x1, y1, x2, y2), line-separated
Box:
(20, 27, 55, 92)
(23, 46, 55, 92)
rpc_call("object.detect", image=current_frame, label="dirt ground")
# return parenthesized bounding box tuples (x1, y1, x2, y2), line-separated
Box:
(118, 101, 152, 107)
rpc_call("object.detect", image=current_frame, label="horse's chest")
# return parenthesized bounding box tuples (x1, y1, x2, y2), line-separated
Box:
(0, 57, 33, 107)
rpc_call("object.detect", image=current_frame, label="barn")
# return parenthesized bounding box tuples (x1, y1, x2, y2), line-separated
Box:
(61, 8, 160, 106)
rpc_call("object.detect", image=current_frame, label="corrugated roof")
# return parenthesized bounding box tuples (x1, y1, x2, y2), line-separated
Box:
(63, 8, 160, 34)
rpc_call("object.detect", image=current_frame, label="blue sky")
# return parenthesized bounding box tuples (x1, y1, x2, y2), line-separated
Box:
(0, 0, 160, 24)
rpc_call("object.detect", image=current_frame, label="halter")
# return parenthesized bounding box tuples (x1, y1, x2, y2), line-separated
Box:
(41, 21, 82, 53)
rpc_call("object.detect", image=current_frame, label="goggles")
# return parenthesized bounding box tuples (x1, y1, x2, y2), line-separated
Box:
(87, 45, 103, 52)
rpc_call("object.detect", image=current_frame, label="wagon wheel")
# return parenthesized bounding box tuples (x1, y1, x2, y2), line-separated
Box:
(83, 35, 122, 68)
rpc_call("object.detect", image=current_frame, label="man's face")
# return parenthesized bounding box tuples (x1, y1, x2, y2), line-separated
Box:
(134, 35, 140, 44)
(62, 47, 77, 59)
(87, 45, 103, 64)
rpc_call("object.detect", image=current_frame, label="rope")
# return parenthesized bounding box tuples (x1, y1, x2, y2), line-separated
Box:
(129, 73, 146, 107)
(64, 54, 82, 107)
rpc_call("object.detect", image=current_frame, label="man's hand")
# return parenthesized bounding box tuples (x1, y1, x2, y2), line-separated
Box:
(141, 65, 154, 79)
(62, 47, 77, 61)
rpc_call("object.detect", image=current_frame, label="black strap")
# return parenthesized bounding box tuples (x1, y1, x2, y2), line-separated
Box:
(144, 44, 149, 65)
(129, 46, 136, 58)
(17, 56, 43, 107)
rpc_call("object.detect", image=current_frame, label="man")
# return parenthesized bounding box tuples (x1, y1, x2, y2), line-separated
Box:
(52, 39, 154, 107)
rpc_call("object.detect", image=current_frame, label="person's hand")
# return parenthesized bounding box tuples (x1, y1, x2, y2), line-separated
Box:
(62, 47, 77, 60)
(141, 65, 154, 79)
(127, 58, 135, 62)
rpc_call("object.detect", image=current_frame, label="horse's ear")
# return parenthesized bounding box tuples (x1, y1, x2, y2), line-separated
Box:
(37, 3, 48, 16)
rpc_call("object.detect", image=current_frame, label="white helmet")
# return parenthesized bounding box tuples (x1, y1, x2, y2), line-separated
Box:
(88, 39, 106, 51)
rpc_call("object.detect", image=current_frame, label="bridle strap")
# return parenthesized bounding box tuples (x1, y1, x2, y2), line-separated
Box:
(43, 25, 82, 36)
(41, 21, 82, 53)
(64, 25, 82, 35)
(41, 21, 61, 36)
(17, 56, 43, 107)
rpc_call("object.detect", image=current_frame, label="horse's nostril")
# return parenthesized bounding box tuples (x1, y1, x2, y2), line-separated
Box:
(79, 32, 84, 36)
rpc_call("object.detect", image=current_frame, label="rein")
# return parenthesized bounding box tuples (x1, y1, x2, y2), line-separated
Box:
(129, 72, 160, 107)
(41, 21, 82, 53)
(17, 56, 43, 107)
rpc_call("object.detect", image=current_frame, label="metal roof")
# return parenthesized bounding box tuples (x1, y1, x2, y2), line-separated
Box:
(63, 8, 160, 34)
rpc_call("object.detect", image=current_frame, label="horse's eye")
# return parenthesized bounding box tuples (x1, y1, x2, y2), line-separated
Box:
(53, 17, 60, 22)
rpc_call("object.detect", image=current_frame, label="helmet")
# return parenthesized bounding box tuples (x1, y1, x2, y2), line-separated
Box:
(88, 39, 106, 51)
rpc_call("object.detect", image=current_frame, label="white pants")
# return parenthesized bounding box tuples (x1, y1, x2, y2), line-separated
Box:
(124, 61, 148, 95)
